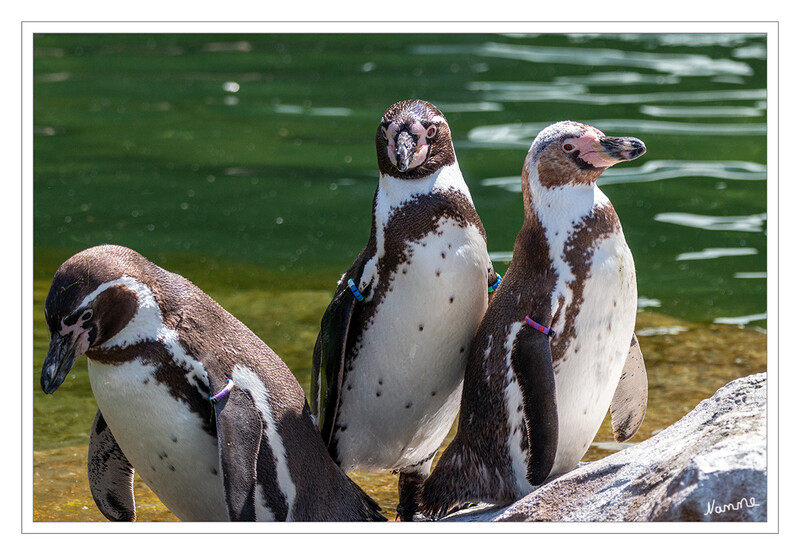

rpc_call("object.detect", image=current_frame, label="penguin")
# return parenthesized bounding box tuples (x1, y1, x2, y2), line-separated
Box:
(420, 121, 649, 519)
(311, 99, 499, 520)
(40, 244, 385, 522)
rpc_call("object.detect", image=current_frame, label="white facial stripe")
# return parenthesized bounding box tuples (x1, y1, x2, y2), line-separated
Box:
(78, 276, 144, 309)
(74, 276, 163, 346)
(86, 276, 168, 349)
(100, 278, 210, 394)
(232, 364, 296, 520)
(55, 276, 153, 353)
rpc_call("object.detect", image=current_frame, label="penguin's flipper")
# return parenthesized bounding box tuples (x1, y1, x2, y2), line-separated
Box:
(610, 333, 648, 442)
(210, 376, 263, 521)
(510, 324, 559, 485)
(314, 285, 357, 448)
(87, 409, 136, 522)
(312, 260, 368, 449)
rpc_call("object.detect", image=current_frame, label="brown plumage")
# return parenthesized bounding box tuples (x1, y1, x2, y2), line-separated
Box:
(42, 245, 385, 522)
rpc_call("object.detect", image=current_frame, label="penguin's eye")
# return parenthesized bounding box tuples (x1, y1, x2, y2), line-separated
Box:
(426, 125, 438, 139)
(81, 309, 93, 322)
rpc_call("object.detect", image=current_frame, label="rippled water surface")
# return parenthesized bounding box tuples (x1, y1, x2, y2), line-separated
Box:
(32, 32, 767, 521)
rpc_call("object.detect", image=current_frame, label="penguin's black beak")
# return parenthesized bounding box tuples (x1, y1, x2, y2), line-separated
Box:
(393, 130, 417, 173)
(41, 332, 80, 394)
(598, 136, 647, 163)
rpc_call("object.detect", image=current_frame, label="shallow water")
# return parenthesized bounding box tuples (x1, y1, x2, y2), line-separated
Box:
(32, 32, 767, 521)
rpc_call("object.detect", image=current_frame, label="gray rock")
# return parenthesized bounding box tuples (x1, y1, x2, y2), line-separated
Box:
(446, 372, 767, 522)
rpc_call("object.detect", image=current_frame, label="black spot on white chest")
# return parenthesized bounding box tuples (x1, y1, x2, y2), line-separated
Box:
(335, 223, 489, 470)
(87, 357, 226, 517)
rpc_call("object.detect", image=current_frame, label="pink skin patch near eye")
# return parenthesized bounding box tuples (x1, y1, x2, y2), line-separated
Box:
(60, 318, 91, 358)
(410, 144, 431, 168)
(574, 132, 617, 168)
(385, 122, 401, 167)
(386, 121, 432, 170)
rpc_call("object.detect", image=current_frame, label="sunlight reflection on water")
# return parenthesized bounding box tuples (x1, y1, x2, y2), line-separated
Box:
(468, 121, 766, 150)
(480, 160, 767, 191)
(654, 212, 766, 233)
(414, 41, 754, 77)
(274, 104, 353, 117)
(466, 83, 766, 105)
(640, 105, 764, 118)
(476, 41, 754, 77)
(555, 71, 680, 86)
(675, 247, 758, 261)
(713, 313, 768, 325)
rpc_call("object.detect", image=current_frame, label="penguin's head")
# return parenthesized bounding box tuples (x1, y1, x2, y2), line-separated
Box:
(41, 245, 144, 394)
(526, 120, 646, 188)
(376, 99, 456, 179)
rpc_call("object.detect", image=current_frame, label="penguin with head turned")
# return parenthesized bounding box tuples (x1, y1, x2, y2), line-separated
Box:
(312, 99, 499, 520)
(41, 244, 385, 522)
(420, 121, 649, 519)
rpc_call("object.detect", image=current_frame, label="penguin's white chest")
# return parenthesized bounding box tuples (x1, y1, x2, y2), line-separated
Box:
(505, 231, 637, 493)
(337, 220, 489, 472)
(88, 358, 229, 521)
(548, 232, 637, 473)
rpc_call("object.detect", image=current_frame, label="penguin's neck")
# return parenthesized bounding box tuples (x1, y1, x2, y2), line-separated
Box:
(369, 162, 471, 265)
(522, 165, 611, 284)
(374, 163, 469, 223)
(524, 167, 608, 239)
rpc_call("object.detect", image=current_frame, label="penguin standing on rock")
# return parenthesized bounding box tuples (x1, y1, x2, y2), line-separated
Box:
(312, 99, 498, 520)
(420, 121, 649, 519)
(41, 244, 385, 522)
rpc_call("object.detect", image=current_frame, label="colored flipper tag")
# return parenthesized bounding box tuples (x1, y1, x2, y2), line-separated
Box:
(347, 278, 365, 301)
(524, 315, 555, 338)
(209, 378, 234, 404)
(489, 274, 503, 293)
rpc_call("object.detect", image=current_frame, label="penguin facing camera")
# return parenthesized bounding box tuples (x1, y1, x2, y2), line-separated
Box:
(312, 99, 500, 520)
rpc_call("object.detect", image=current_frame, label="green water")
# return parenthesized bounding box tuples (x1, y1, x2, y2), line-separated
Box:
(32, 33, 767, 521)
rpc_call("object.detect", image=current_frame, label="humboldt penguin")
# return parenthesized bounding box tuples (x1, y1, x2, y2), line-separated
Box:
(40, 244, 385, 522)
(311, 99, 498, 520)
(420, 121, 649, 518)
